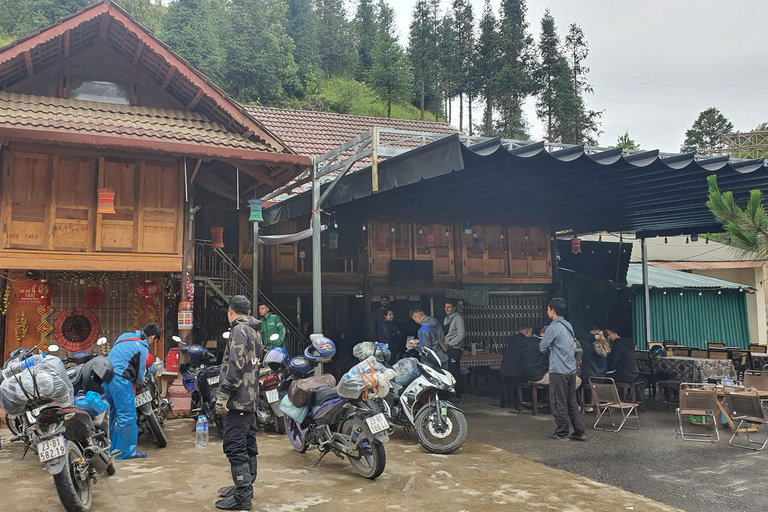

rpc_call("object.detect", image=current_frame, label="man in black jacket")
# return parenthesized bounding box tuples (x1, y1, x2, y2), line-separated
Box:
(214, 295, 263, 511)
(604, 326, 638, 384)
(500, 325, 534, 409)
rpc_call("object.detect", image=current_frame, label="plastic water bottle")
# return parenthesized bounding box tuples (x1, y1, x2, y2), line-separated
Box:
(195, 416, 206, 447)
(202, 415, 209, 446)
(1, 357, 37, 380)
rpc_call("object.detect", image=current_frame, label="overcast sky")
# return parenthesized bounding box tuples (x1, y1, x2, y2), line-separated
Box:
(385, 0, 768, 152)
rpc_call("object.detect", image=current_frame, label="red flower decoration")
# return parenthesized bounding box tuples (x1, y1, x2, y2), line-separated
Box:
(84, 287, 104, 308)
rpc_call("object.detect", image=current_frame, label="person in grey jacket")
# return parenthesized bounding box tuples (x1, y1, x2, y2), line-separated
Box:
(443, 299, 465, 400)
(539, 298, 586, 442)
(409, 307, 448, 366)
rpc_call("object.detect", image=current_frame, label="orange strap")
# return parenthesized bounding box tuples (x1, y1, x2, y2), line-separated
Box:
(354, 359, 378, 400)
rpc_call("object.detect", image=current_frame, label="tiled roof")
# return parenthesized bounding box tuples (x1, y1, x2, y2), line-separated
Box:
(245, 105, 460, 158)
(0, 91, 271, 152)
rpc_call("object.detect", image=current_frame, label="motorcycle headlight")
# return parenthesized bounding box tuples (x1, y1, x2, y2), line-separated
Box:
(417, 363, 445, 388)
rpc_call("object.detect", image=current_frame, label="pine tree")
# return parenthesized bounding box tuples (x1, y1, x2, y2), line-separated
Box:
(535, 9, 560, 141)
(162, 0, 227, 83)
(475, 0, 500, 135)
(452, 0, 475, 132)
(438, 14, 457, 123)
(614, 131, 641, 150)
(707, 175, 768, 256)
(286, 0, 321, 94)
(120, 0, 166, 34)
(354, 0, 376, 80)
(563, 22, 602, 144)
(681, 107, 734, 154)
(496, 0, 537, 139)
(408, 0, 437, 120)
(316, 0, 358, 77)
(367, 0, 411, 117)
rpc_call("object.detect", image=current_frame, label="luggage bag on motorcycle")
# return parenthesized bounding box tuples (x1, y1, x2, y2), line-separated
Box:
(288, 374, 337, 407)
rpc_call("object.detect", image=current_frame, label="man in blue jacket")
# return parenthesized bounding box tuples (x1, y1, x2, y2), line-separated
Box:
(105, 323, 161, 459)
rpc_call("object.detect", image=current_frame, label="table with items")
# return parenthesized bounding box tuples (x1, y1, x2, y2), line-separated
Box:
(652, 355, 737, 383)
(460, 354, 503, 396)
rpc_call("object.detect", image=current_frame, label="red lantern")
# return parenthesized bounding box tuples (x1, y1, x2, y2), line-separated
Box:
(138, 281, 160, 306)
(571, 236, 582, 254)
(97, 188, 116, 215)
(33, 279, 57, 307)
(210, 226, 225, 249)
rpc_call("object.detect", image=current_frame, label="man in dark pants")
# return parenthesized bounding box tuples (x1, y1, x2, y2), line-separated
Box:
(500, 325, 534, 409)
(539, 298, 587, 441)
(215, 295, 263, 510)
(443, 299, 465, 402)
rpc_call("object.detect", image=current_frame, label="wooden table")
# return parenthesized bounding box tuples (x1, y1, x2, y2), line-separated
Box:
(460, 354, 503, 396)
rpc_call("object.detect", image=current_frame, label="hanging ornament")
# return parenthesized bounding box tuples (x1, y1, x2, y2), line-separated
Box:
(248, 198, 263, 222)
(571, 236, 582, 254)
(464, 222, 472, 235)
(473, 237, 486, 254)
(129, 285, 143, 331)
(53, 307, 100, 351)
(138, 281, 160, 306)
(329, 231, 339, 250)
(210, 226, 225, 249)
(97, 188, 116, 215)
(84, 287, 104, 308)
(425, 233, 435, 248)
(15, 311, 28, 342)
(36, 304, 54, 341)
(33, 279, 57, 307)
(0, 281, 10, 316)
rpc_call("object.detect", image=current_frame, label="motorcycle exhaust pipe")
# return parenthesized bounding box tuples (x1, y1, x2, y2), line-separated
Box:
(84, 446, 109, 474)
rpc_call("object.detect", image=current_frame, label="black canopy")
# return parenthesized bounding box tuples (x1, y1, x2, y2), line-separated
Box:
(264, 135, 767, 237)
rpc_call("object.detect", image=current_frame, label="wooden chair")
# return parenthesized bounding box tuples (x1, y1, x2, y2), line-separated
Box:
(709, 349, 729, 360)
(689, 348, 708, 358)
(676, 384, 719, 443)
(517, 381, 549, 416)
(749, 344, 767, 354)
(707, 342, 726, 350)
(589, 377, 640, 432)
(725, 390, 768, 451)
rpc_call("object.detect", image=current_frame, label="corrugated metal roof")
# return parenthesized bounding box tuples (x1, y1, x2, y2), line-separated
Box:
(626, 263, 754, 290)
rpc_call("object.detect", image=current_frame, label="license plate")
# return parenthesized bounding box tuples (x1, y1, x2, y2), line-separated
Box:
(37, 436, 66, 463)
(134, 391, 152, 407)
(365, 413, 389, 434)
(207, 375, 220, 386)
(265, 389, 279, 403)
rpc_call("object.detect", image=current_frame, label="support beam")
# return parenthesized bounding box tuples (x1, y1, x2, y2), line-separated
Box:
(23, 51, 34, 77)
(132, 40, 145, 65)
(188, 89, 204, 109)
(242, 130, 254, 139)
(63, 30, 70, 59)
(232, 162, 276, 187)
(189, 158, 203, 184)
(252, 220, 259, 314)
(99, 13, 111, 41)
(641, 237, 651, 349)
(311, 162, 322, 334)
(162, 66, 177, 89)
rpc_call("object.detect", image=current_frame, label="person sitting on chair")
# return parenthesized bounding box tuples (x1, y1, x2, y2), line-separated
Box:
(580, 328, 610, 412)
(604, 326, 638, 384)
(500, 325, 534, 409)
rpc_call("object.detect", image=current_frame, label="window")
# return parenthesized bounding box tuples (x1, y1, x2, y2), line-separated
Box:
(70, 81, 130, 105)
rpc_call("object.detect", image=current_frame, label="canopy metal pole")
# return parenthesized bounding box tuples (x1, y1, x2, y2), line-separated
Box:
(252, 219, 259, 314)
(312, 160, 322, 334)
(641, 237, 651, 349)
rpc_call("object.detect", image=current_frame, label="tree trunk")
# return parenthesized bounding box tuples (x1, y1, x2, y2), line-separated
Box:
(435, 87, 439, 122)
(420, 75, 425, 120)
(387, 99, 391, 118)
(468, 96, 473, 136)
(485, 94, 492, 133)
(459, 95, 464, 133)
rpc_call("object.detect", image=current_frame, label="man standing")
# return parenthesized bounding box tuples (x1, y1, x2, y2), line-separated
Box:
(409, 307, 448, 367)
(105, 323, 161, 459)
(215, 295, 262, 510)
(500, 325, 534, 409)
(443, 299, 465, 401)
(370, 295, 390, 340)
(539, 298, 587, 442)
(258, 303, 285, 350)
(377, 308, 404, 360)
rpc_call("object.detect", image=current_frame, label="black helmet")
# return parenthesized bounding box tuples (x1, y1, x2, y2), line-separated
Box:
(82, 356, 114, 394)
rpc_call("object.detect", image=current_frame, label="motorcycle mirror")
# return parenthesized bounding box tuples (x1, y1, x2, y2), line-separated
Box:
(96, 337, 107, 346)
(172, 335, 182, 343)
(48, 344, 60, 353)
(269, 333, 280, 342)
(222, 331, 230, 339)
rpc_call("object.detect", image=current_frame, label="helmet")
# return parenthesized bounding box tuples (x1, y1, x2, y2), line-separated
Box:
(304, 336, 335, 362)
(649, 344, 666, 357)
(289, 355, 312, 376)
(81, 356, 114, 395)
(264, 347, 290, 372)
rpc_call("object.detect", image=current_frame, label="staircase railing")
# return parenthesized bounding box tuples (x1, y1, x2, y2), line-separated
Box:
(194, 240, 310, 356)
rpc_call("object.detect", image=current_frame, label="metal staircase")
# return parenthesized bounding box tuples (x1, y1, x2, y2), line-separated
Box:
(194, 240, 309, 355)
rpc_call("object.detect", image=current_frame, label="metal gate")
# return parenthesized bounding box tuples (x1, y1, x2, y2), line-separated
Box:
(463, 293, 549, 353)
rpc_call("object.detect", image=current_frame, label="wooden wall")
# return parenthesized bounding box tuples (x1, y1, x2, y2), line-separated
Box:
(0, 147, 183, 271)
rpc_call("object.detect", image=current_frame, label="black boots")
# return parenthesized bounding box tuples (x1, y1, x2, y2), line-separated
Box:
(215, 463, 254, 510)
(217, 457, 257, 498)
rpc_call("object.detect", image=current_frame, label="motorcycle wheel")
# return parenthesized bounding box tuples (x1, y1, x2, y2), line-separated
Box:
(341, 420, 386, 480)
(274, 415, 286, 435)
(6, 415, 22, 437)
(414, 404, 468, 454)
(285, 416, 307, 453)
(105, 460, 116, 476)
(146, 412, 168, 448)
(53, 441, 93, 512)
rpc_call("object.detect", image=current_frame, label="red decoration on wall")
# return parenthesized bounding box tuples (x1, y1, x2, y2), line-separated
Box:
(571, 236, 582, 254)
(138, 281, 160, 306)
(53, 307, 100, 352)
(84, 287, 104, 308)
(33, 279, 57, 307)
(210, 227, 225, 249)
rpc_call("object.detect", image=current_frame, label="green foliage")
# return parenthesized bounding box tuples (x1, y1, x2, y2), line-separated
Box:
(286, 0, 321, 95)
(706, 175, 768, 258)
(451, 0, 474, 132)
(681, 107, 734, 154)
(613, 131, 641, 150)
(118, 0, 166, 33)
(317, 0, 358, 77)
(354, 0, 376, 80)
(562, 22, 601, 145)
(367, 1, 411, 117)
(475, 0, 500, 136)
(161, 0, 226, 82)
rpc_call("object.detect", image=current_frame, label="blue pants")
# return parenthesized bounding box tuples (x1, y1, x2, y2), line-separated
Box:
(105, 375, 139, 459)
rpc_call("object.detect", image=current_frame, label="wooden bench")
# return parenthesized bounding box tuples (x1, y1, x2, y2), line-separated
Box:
(517, 382, 549, 416)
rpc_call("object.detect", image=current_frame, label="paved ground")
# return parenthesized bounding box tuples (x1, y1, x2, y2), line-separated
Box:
(462, 395, 768, 512)
(0, 418, 676, 512)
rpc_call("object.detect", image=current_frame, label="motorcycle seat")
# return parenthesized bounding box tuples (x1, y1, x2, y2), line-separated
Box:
(312, 386, 339, 405)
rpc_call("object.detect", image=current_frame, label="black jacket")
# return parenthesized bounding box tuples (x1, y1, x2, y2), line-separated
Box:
(220, 315, 263, 412)
(500, 332, 531, 378)
(579, 332, 608, 382)
(370, 308, 386, 339)
(522, 338, 549, 382)
(607, 337, 638, 380)
(377, 320, 404, 354)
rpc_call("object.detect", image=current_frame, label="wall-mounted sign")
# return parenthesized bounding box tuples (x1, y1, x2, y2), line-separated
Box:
(18, 287, 38, 303)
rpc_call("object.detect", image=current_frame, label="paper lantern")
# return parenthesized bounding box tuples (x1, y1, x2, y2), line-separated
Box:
(329, 231, 339, 250)
(424, 233, 435, 248)
(210, 226, 225, 249)
(138, 281, 160, 306)
(178, 301, 193, 329)
(84, 287, 104, 308)
(248, 198, 263, 222)
(472, 237, 486, 254)
(97, 188, 116, 215)
(571, 237, 582, 254)
(33, 279, 57, 307)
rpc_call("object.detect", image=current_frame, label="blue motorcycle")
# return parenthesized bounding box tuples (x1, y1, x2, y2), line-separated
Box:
(174, 336, 223, 433)
(279, 336, 389, 479)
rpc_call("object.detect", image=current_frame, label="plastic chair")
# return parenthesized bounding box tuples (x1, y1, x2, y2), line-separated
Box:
(675, 384, 719, 443)
(725, 389, 768, 451)
(589, 377, 639, 432)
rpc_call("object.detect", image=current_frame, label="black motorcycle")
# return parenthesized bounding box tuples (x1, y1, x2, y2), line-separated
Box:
(135, 361, 169, 448)
(174, 335, 223, 432)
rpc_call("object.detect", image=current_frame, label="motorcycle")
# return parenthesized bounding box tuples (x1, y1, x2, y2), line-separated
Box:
(280, 335, 389, 479)
(174, 335, 223, 432)
(356, 342, 468, 454)
(0, 340, 117, 512)
(257, 335, 287, 434)
(135, 353, 169, 448)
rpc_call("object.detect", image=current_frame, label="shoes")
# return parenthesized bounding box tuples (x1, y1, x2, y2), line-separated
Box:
(584, 406, 594, 413)
(127, 450, 147, 459)
(569, 432, 588, 441)
(545, 433, 570, 441)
